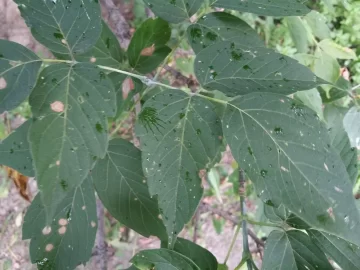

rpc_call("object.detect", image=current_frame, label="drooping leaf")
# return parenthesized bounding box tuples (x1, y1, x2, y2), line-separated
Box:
(22, 177, 97, 270)
(262, 230, 333, 270)
(294, 89, 324, 120)
(223, 92, 360, 246)
(286, 17, 310, 53)
(127, 18, 171, 74)
(318, 77, 351, 103)
(187, 12, 264, 55)
(308, 229, 360, 270)
(173, 238, 218, 270)
(195, 41, 326, 97)
(343, 107, 360, 150)
(91, 139, 167, 240)
(319, 39, 357, 60)
(144, 0, 202, 24)
(108, 73, 144, 117)
(0, 121, 34, 177)
(75, 21, 125, 68)
(131, 249, 199, 270)
(304, 11, 331, 40)
(135, 90, 223, 247)
(0, 40, 42, 113)
(29, 63, 115, 220)
(15, 0, 102, 58)
(212, 0, 310, 16)
(324, 105, 358, 185)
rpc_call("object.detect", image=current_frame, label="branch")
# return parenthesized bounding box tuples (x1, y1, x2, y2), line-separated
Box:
(95, 199, 107, 270)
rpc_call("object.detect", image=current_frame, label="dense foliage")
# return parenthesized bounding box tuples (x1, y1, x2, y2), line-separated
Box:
(0, 0, 359, 269)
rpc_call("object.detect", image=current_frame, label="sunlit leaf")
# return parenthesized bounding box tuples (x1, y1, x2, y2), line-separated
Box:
(212, 0, 310, 16)
(131, 249, 199, 270)
(343, 107, 360, 150)
(223, 93, 360, 246)
(128, 18, 171, 74)
(92, 139, 167, 239)
(15, 0, 102, 58)
(135, 90, 223, 247)
(304, 11, 331, 40)
(0, 120, 34, 177)
(187, 12, 264, 55)
(23, 177, 97, 270)
(144, 0, 202, 23)
(262, 230, 332, 270)
(0, 40, 42, 113)
(319, 39, 357, 60)
(286, 17, 310, 53)
(195, 41, 326, 96)
(29, 63, 115, 220)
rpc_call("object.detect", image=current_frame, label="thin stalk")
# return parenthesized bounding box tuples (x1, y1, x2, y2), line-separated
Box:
(224, 225, 241, 265)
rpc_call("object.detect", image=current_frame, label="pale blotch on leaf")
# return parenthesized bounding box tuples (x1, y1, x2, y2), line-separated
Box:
(334, 186, 343, 193)
(58, 226, 67, 235)
(0, 77, 7, 90)
(280, 166, 289, 172)
(56, 160, 60, 166)
(50, 101, 64, 112)
(90, 57, 96, 63)
(61, 39, 66, 44)
(82, 205, 86, 210)
(327, 207, 335, 221)
(91, 221, 96, 228)
(42, 226, 52, 235)
(140, 44, 155, 56)
(324, 163, 329, 172)
(58, 218, 68, 226)
(158, 214, 162, 220)
(45, 243, 54, 252)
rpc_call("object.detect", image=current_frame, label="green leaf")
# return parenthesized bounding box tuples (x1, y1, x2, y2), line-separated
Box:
(187, 12, 264, 55)
(127, 18, 171, 74)
(319, 39, 357, 60)
(0, 121, 34, 177)
(0, 40, 42, 113)
(314, 50, 340, 83)
(131, 248, 199, 270)
(212, 0, 310, 16)
(207, 168, 223, 203)
(22, 177, 97, 270)
(318, 77, 351, 103)
(15, 0, 102, 58)
(91, 139, 167, 240)
(304, 11, 331, 40)
(195, 41, 326, 97)
(75, 21, 125, 68)
(29, 63, 115, 220)
(144, 0, 202, 24)
(308, 229, 360, 270)
(324, 105, 358, 185)
(173, 238, 218, 270)
(135, 90, 223, 247)
(343, 107, 360, 150)
(294, 89, 324, 120)
(223, 92, 360, 246)
(286, 17, 310, 53)
(262, 230, 332, 270)
(264, 204, 288, 224)
(108, 73, 144, 117)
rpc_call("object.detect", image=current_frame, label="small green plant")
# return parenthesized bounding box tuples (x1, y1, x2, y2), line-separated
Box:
(0, 0, 359, 269)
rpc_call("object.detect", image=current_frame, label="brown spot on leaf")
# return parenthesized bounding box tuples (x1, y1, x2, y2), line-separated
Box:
(0, 77, 7, 90)
(50, 101, 64, 112)
(42, 226, 52, 235)
(58, 226, 67, 234)
(140, 44, 155, 56)
(122, 77, 135, 99)
(6, 166, 30, 201)
(45, 243, 54, 252)
(58, 218, 68, 226)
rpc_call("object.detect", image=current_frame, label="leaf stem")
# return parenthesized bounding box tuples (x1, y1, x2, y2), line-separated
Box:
(224, 224, 241, 265)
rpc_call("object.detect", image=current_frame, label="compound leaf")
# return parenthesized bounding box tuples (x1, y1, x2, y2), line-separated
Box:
(75, 21, 125, 68)
(0, 120, 34, 177)
(128, 18, 171, 74)
(144, 0, 202, 24)
(92, 139, 167, 240)
(308, 229, 360, 270)
(173, 238, 218, 270)
(223, 93, 360, 246)
(187, 12, 264, 55)
(262, 230, 332, 270)
(23, 177, 97, 270)
(0, 40, 42, 113)
(135, 90, 223, 247)
(15, 0, 102, 58)
(212, 0, 310, 16)
(29, 63, 115, 220)
(195, 41, 326, 96)
(325, 105, 358, 185)
(131, 249, 199, 270)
